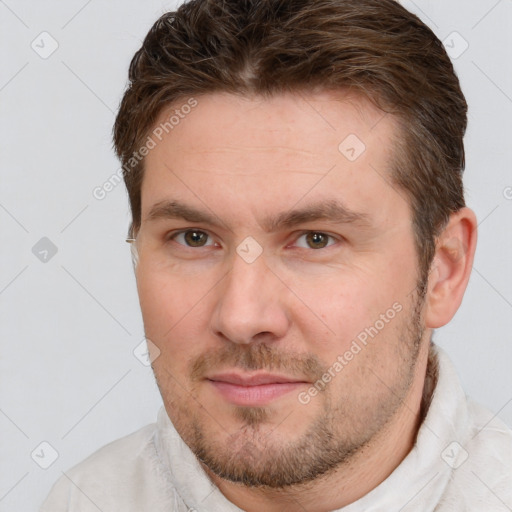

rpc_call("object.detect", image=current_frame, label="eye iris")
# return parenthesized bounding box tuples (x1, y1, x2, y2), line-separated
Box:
(306, 232, 328, 249)
(184, 231, 207, 247)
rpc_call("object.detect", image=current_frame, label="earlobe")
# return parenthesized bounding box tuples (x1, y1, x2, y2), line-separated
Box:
(424, 207, 478, 329)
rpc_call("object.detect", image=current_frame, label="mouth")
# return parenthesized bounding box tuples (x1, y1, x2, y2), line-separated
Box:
(206, 372, 309, 406)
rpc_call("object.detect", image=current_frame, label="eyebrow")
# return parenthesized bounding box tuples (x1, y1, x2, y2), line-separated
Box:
(147, 200, 217, 224)
(145, 199, 373, 232)
(263, 200, 373, 231)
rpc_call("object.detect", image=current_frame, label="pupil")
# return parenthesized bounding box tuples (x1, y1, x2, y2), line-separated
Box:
(185, 231, 206, 246)
(307, 232, 327, 249)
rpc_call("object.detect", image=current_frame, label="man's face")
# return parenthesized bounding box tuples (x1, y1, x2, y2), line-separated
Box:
(134, 91, 428, 487)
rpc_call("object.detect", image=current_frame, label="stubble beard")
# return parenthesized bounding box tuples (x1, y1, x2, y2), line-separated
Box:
(153, 277, 428, 489)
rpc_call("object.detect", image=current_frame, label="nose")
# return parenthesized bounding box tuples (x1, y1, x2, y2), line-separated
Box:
(210, 252, 290, 345)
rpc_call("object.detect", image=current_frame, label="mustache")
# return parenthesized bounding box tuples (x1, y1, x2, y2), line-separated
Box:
(190, 343, 328, 383)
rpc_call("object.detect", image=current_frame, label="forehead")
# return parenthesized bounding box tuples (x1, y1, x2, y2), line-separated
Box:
(141, 90, 409, 229)
(150, 90, 394, 161)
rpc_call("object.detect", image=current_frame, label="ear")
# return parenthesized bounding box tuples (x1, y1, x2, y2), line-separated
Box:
(130, 241, 139, 270)
(424, 207, 478, 329)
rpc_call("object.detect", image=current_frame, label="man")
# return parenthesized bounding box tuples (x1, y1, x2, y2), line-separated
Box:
(41, 0, 512, 510)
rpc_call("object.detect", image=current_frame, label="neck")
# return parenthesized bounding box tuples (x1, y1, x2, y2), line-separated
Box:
(204, 342, 437, 512)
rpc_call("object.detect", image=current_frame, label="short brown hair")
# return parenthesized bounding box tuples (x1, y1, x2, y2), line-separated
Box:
(113, 0, 467, 280)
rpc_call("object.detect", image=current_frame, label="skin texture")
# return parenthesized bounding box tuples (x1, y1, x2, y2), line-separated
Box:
(132, 91, 477, 512)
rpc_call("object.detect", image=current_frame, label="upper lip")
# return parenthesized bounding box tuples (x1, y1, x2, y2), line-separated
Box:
(206, 372, 308, 386)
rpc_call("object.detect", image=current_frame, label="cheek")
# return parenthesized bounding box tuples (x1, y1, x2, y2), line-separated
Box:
(291, 271, 406, 364)
(137, 269, 175, 328)
(137, 268, 212, 383)
(290, 273, 378, 335)
(136, 263, 210, 342)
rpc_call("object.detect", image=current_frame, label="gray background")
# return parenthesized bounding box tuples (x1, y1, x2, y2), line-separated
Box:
(1, 0, 511, 510)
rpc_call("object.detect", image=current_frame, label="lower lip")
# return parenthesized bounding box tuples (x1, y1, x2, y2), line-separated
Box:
(208, 380, 306, 406)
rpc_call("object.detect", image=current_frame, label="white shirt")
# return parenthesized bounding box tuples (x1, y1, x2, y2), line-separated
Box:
(41, 345, 512, 511)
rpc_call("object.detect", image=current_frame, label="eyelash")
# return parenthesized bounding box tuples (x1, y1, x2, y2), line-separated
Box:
(166, 229, 340, 250)
(168, 230, 218, 248)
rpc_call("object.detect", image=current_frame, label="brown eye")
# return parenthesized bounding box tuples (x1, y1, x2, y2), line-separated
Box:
(305, 232, 330, 249)
(174, 230, 211, 247)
